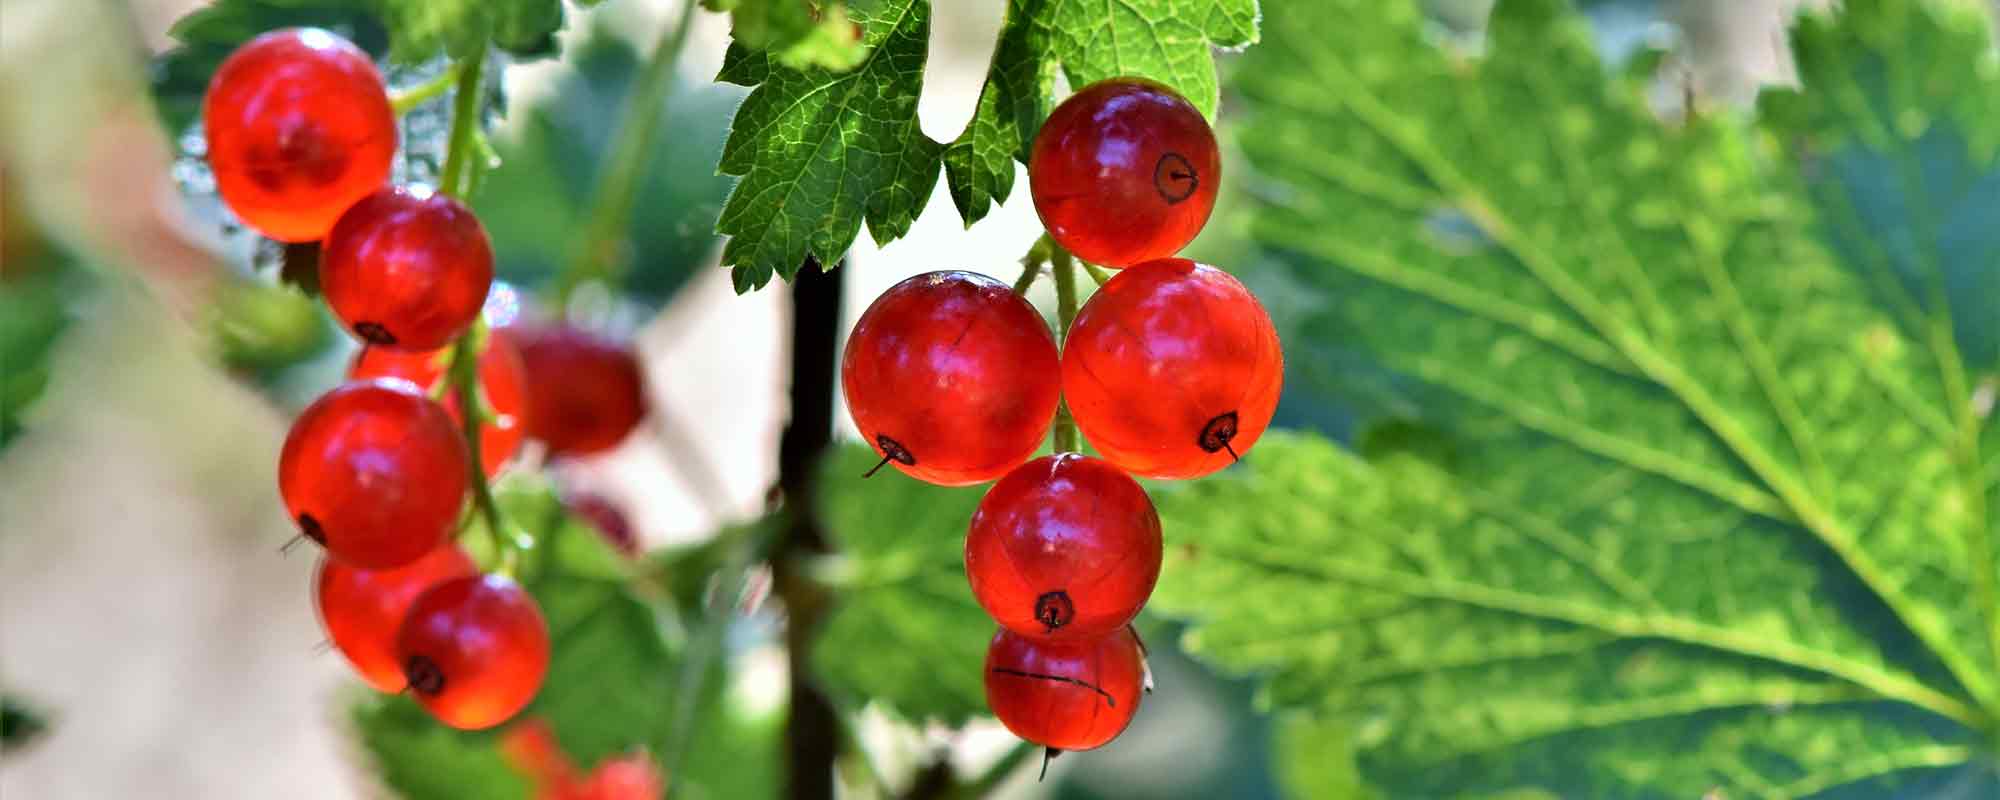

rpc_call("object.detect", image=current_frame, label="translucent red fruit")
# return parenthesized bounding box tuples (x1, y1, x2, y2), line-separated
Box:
(279, 379, 469, 569)
(985, 626, 1146, 752)
(1028, 78, 1220, 268)
(1062, 258, 1283, 480)
(965, 454, 1162, 640)
(841, 271, 1061, 486)
(349, 330, 528, 476)
(321, 186, 495, 350)
(507, 324, 647, 456)
(314, 545, 477, 692)
(203, 28, 395, 242)
(397, 574, 550, 731)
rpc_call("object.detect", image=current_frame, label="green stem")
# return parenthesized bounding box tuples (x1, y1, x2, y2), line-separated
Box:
(1081, 260, 1113, 287)
(1051, 246, 1082, 453)
(434, 44, 514, 573)
(389, 64, 461, 116)
(437, 44, 487, 199)
(1013, 261, 1041, 295)
(553, 0, 699, 308)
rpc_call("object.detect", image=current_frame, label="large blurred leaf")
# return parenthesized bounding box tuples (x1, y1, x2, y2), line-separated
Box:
(1158, 0, 2000, 795)
(352, 698, 532, 800)
(702, 0, 867, 71)
(809, 444, 991, 724)
(0, 246, 89, 451)
(942, 0, 1260, 224)
(474, 26, 739, 306)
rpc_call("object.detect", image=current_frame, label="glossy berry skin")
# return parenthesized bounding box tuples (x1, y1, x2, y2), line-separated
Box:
(507, 324, 648, 456)
(1063, 259, 1283, 480)
(1029, 78, 1220, 268)
(279, 379, 469, 569)
(349, 330, 528, 476)
(965, 454, 1161, 640)
(203, 29, 395, 242)
(985, 626, 1145, 752)
(842, 271, 1060, 486)
(314, 545, 477, 692)
(397, 574, 550, 731)
(321, 186, 495, 350)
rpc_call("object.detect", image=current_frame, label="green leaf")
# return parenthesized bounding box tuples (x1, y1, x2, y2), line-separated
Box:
(1160, 0, 2000, 794)
(374, 0, 569, 62)
(714, 0, 940, 291)
(0, 250, 89, 451)
(704, 0, 868, 71)
(942, 0, 1260, 224)
(2, 695, 49, 754)
(352, 697, 532, 800)
(474, 25, 739, 306)
(810, 443, 992, 724)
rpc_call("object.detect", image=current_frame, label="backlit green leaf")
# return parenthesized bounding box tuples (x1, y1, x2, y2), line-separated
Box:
(703, 0, 868, 71)
(1157, 0, 2000, 795)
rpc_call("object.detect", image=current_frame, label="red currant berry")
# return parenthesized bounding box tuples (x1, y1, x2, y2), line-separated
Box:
(349, 330, 528, 476)
(279, 379, 469, 568)
(321, 186, 495, 350)
(1062, 258, 1282, 480)
(1028, 78, 1219, 268)
(841, 271, 1060, 486)
(314, 545, 477, 692)
(507, 324, 647, 456)
(984, 626, 1145, 752)
(564, 493, 637, 556)
(397, 573, 550, 731)
(203, 28, 395, 242)
(965, 454, 1161, 639)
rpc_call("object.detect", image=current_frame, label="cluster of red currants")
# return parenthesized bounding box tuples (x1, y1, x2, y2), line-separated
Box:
(204, 29, 647, 732)
(843, 79, 1283, 760)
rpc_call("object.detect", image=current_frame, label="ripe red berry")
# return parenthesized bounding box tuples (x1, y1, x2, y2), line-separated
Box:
(321, 186, 495, 350)
(1062, 258, 1282, 480)
(965, 454, 1161, 639)
(984, 626, 1146, 752)
(397, 574, 550, 731)
(1028, 78, 1219, 268)
(279, 379, 469, 569)
(315, 545, 477, 692)
(203, 28, 395, 242)
(349, 330, 528, 476)
(507, 324, 647, 456)
(841, 271, 1060, 486)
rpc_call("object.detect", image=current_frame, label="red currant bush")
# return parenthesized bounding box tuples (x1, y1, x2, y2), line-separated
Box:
(396, 573, 550, 731)
(349, 329, 528, 476)
(507, 324, 648, 457)
(203, 28, 396, 242)
(842, 271, 1060, 486)
(279, 379, 469, 569)
(1029, 78, 1220, 268)
(1062, 258, 1283, 480)
(321, 185, 495, 350)
(965, 454, 1162, 640)
(984, 626, 1146, 752)
(315, 545, 477, 692)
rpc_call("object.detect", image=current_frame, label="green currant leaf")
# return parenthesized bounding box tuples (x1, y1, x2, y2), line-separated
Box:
(373, 0, 569, 62)
(352, 697, 532, 800)
(474, 25, 740, 306)
(942, 0, 1259, 225)
(1156, 0, 2000, 795)
(0, 249, 90, 451)
(809, 444, 991, 725)
(702, 0, 868, 72)
(1, 695, 49, 754)
(714, 0, 940, 291)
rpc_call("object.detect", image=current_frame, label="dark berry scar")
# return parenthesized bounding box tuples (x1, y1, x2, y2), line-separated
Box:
(1153, 152, 1199, 204)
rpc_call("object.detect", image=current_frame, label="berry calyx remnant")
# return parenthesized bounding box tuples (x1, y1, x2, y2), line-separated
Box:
(396, 573, 550, 730)
(321, 185, 495, 351)
(315, 545, 477, 692)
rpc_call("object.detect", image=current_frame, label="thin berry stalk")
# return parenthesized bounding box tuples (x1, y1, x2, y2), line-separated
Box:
(1050, 245, 1082, 454)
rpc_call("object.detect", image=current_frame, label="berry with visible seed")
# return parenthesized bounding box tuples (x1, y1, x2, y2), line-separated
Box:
(1028, 78, 1220, 268)
(279, 379, 469, 569)
(321, 185, 494, 350)
(965, 454, 1161, 640)
(315, 545, 477, 692)
(397, 574, 550, 731)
